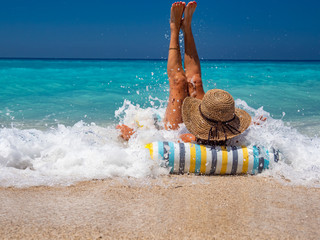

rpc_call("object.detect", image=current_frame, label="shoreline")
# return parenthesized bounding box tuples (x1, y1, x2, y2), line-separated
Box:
(1, 175, 319, 239)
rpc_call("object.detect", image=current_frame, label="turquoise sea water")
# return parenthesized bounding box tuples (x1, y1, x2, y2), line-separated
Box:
(0, 59, 320, 187)
(1, 59, 319, 131)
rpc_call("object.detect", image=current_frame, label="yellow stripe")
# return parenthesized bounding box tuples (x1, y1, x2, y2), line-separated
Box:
(200, 145, 207, 174)
(145, 143, 153, 160)
(189, 144, 196, 173)
(220, 146, 228, 174)
(241, 146, 249, 173)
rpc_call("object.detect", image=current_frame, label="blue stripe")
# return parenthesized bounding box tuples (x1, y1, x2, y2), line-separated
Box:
(168, 142, 175, 173)
(252, 146, 259, 174)
(264, 147, 270, 170)
(195, 144, 202, 174)
(158, 141, 164, 160)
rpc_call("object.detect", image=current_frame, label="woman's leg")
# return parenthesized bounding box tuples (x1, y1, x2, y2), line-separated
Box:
(182, 1, 205, 100)
(164, 2, 188, 130)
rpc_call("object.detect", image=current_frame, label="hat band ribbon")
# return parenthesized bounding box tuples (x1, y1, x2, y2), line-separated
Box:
(199, 105, 241, 141)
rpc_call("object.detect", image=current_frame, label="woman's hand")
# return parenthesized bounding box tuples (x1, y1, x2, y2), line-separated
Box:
(116, 124, 135, 141)
(179, 133, 196, 143)
(253, 116, 267, 125)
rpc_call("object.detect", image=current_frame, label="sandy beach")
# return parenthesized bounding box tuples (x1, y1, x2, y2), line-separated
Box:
(1, 175, 319, 240)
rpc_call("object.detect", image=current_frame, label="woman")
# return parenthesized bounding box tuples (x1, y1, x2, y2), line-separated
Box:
(118, 1, 252, 145)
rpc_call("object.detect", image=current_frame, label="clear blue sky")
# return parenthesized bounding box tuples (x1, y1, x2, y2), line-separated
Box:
(1, 0, 319, 60)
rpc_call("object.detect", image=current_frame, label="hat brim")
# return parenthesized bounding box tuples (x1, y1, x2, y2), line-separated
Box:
(182, 97, 252, 141)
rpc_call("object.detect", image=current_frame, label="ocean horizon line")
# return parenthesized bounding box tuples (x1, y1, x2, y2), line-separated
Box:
(0, 57, 320, 62)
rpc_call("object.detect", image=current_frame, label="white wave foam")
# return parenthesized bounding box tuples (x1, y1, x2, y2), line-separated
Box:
(1, 99, 320, 187)
(0, 121, 164, 187)
(233, 99, 320, 187)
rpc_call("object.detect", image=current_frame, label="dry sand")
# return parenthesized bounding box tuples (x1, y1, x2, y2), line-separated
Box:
(0, 175, 319, 240)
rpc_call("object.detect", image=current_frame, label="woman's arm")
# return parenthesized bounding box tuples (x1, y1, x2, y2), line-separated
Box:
(179, 133, 196, 143)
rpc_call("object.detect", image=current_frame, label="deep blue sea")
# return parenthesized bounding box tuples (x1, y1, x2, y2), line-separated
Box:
(0, 59, 320, 187)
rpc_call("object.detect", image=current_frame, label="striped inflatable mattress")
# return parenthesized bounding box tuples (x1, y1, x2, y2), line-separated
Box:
(145, 141, 280, 175)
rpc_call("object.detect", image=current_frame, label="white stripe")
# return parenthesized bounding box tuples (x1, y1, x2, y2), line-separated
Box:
(215, 146, 222, 174)
(247, 147, 254, 173)
(236, 147, 244, 174)
(173, 143, 180, 173)
(184, 143, 191, 173)
(205, 146, 212, 174)
(226, 146, 233, 174)
(278, 151, 282, 162)
(152, 142, 158, 162)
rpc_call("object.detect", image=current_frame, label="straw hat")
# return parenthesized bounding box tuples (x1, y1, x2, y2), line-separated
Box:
(182, 89, 251, 142)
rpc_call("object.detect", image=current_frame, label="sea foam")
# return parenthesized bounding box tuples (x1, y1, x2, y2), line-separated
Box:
(0, 99, 320, 187)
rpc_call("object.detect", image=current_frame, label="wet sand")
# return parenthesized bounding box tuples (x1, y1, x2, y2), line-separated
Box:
(0, 175, 319, 239)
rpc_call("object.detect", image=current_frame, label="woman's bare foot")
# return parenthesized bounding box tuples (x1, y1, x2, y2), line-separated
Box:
(116, 124, 135, 141)
(170, 2, 186, 32)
